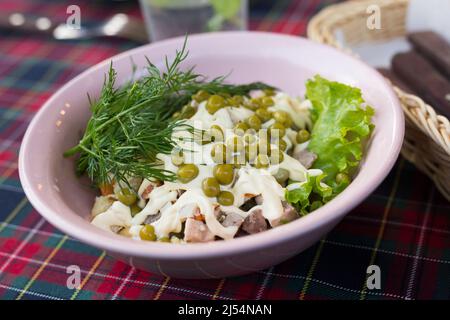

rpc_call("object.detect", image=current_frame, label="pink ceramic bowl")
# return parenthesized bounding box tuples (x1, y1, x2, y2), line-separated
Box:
(19, 32, 404, 278)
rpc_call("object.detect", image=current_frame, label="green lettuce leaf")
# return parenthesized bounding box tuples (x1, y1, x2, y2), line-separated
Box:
(285, 174, 333, 215)
(286, 76, 374, 214)
(306, 75, 375, 194)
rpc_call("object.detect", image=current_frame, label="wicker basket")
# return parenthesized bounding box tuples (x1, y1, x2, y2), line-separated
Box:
(307, 0, 450, 201)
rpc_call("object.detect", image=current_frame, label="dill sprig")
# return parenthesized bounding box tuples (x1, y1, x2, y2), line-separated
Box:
(64, 38, 274, 188)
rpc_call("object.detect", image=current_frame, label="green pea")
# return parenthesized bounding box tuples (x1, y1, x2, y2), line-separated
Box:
(232, 95, 244, 105)
(254, 154, 270, 168)
(171, 111, 181, 119)
(284, 116, 293, 128)
(270, 149, 285, 164)
(257, 129, 270, 141)
(264, 89, 275, 96)
(296, 129, 310, 143)
(273, 110, 290, 125)
(206, 95, 225, 114)
(177, 164, 199, 183)
(278, 138, 287, 151)
(269, 122, 286, 138)
(202, 177, 221, 197)
(270, 136, 284, 150)
(139, 224, 156, 241)
(116, 188, 137, 206)
(171, 149, 184, 166)
(227, 136, 244, 153)
(213, 164, 234, 185)
(226, 98, 237, 107)
(211, 143, 227, 164)
(130, 204, 141, 217)
(243, 132, 256, 144)
(336, 173, 350, 185)
(244, 99, 260, 111)
(255, 108, 272, 122)
(205, 125, 224, 142)
(257, 138, 271, 156)
(273, 168, 290, 184)
(217, 191, 234, 206)
(245, 143, 258, 162)
(227, 95, 244, 106)
(261, 96, 274, 107)
(234, 122, 249, 135)
(246, 115, 262, 130)
(180, 105, 196, 119)
(158, 237, 171, 243)
(210, 124, 223, 134)
(192, 90, 210, 102)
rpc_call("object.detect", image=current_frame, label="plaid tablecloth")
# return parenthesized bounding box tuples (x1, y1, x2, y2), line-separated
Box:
(0, 0, 448, 300)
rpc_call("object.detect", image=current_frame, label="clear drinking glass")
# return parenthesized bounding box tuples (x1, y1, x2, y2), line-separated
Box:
(139, 0, 248, 42)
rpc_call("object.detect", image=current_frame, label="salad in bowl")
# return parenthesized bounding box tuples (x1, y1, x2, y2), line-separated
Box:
(64, 40, 375, 244)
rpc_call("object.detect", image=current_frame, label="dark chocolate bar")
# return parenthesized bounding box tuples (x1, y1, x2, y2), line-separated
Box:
(408, 31, 450, 80)
(392, 51, 450, 118)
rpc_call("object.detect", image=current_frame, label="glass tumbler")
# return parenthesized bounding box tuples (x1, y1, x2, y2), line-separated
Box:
(139, 0, 248, 42)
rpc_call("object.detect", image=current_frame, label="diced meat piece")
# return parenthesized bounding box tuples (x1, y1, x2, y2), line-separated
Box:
(293, 149, 317, 169)
(183, 218, 215, 243)
(141, 185, 153, 199)
(192, 207, 205, 221)
(139, 180, 163, 200)
(241, 209, 267, 234)
(214, 207, 244, 228)
(222, 212, 244, 228)
(214, 206, 225, 221)
(110, 225, 124, 234)
(179, 203, 201, 219)
(270, 201, 299, 227)
(128, 177, 143, 192)
(214, 207, 226, 223)
(113, 177, 143, 195)
(234, 229, 249, 238)
(254, 195, 263, 205)
(91, 195, 115, 217)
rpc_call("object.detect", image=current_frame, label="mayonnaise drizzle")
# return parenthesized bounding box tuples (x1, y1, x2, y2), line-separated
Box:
(270, 93, 312, 129)
(233, 168, 285, 222)
(91, 91, 321, 240)
(152, 189, 239, 239)
(132, 185, 178, 225)
(91, 201, 132, 233)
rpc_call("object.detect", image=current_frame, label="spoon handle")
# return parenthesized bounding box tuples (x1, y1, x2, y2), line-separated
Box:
(0, 13, 55, 36)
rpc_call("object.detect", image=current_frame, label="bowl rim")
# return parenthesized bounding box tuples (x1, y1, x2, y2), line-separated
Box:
(19, 31, 404, 260)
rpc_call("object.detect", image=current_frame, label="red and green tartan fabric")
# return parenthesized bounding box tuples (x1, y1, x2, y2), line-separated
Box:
(0, 0, 448, 300)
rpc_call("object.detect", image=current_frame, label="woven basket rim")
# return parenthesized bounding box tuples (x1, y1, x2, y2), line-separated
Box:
(306, 0, 450, 156)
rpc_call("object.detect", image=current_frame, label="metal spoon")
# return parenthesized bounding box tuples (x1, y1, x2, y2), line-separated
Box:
(1, 13, 149, 43)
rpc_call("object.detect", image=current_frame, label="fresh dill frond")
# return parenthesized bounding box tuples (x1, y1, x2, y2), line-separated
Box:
(64, 37, 274, 188)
